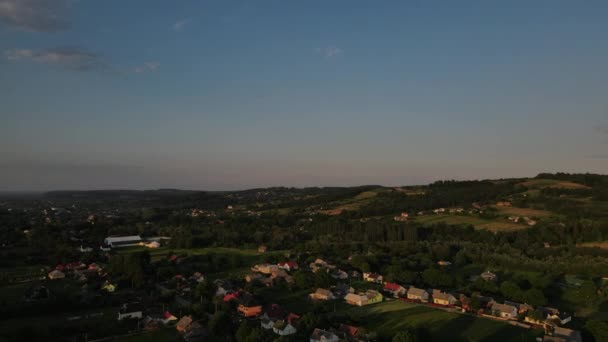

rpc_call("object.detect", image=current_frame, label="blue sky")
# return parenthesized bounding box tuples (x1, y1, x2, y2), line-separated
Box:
(1, 0, 607, 190)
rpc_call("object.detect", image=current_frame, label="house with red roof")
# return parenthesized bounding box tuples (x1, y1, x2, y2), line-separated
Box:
(338, 324, 359, 338)
(277, 261, 299, 272)
(383, 282, 406, 298)
(223, 292, 239, 302)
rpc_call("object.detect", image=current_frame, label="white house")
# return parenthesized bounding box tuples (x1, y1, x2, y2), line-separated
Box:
(273, 320, 297, 336)
(78, 245, 93, 253)
(118, 303, 143, 321)
(310, 328, 340, 342)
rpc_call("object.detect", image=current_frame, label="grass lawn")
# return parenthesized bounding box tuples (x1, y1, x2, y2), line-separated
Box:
(346, 301, 542, 342)
(0, 306, 120, 340)
(113, 328, 182, 342)
(414, 214, 525, 232)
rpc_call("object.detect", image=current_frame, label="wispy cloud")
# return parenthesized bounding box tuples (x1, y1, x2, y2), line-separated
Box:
(0, 0, 72, 32)
(316, 46, 343, 58)
(172, 18, 190, 32)
(134, 62, 160, 73)
(5, 46, 109, 72)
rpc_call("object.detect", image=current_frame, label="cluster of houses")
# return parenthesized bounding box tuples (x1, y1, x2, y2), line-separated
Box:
(245, 261, 298, 286)
(310, 324, 365, 342)
(218, 282, 301, 337)
(507, 215, 537, 226)
(48, 261, 105, 282)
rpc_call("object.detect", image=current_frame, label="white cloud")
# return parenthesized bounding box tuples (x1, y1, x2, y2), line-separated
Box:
(316, 45, 343, 58)
(0, 0, 72, 32)
(172, 18, 190, 32)
(134, 62, 160, 73)
(5, 46, 108, 72)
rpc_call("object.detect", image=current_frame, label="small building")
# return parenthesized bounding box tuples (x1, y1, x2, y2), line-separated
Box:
(104, 235, 142, 248)
(310, 328, 340, 342)
(273, 320, 297, 336)
(48, 269, 65, 280)
(383, 282, 406, 298)
(78, 245, 93, 253)
(102, 282, 116, 293)
(190, 272, 205, 283)
(310, 288, 335, 301)
(338, 324, 359, 338)
(251, 264, 279, 274)
(118, 303, 144, 321)
(365, 290, 383, 304)
(329, 269, 348, 280)
(176, 315, 193, 332)
(238, 304, 262, 317)
(258, 245, 267, 253)
(362, 272, 383, 283)
(491, 303, 518, 319)
(238, 295, 263, 317)
(261, 316, 275, 330)
(539, 307, 572, 325)
(310, 259, 334, 273)
(394, 212, 409, 222)
(432, 291, 457, 306)
(277, 261, 299, 272)
(407, 287, 429, 302)
(145, 241, 161, 248)
(504, 301, 533, 315)
(480, 271, 497, 282)
(344, 293, 367, 307)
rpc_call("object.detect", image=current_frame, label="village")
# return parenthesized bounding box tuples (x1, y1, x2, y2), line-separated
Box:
(32, 234, 582, 342)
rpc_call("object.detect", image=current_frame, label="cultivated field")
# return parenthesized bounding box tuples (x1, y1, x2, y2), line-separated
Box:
(317, 189, 381, 215)
(519, 178, 590, 190)
(493, 206, 553, 218)
(345, 301, 542, 341)
(577, 242, 608, 249)
(414, 214, 526, 232)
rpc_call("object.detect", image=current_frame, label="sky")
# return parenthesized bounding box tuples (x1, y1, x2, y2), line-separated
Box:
(1, 0, 607, 191)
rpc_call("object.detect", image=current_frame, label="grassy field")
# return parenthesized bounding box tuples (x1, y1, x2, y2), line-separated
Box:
(519, 178, 590, 190)
(0, 306, 120, 340)
(493, 206, 553, 218)
(414, 214, 525, 232)
(346, 301, 542, 342)
(318, 189, 383, 215)
(113, 329, 181, 342)
(116, 246, 286, 262)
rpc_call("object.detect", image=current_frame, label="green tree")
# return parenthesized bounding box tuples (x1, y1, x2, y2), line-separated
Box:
(584, 319, 608, 342)
(236, 321, 253, 342)
(522, 288, 547, 306)
(208, 311, 232, 336)
(500, 281, 522, 302)
(393, 330, 418, 342)
(314, 269, 332, 288)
